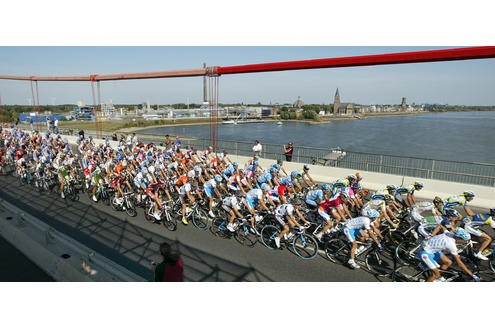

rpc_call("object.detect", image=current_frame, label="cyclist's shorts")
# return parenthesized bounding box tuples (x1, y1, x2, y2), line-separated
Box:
(464, 224, 483, 237)
(275, 214, 288, 227)
(418, 250, 441, 270)
(343, 227, 361, 242)
(318, 208, 332, 222)
(204, 186, 215, 198)
(269, 195, 280, 203)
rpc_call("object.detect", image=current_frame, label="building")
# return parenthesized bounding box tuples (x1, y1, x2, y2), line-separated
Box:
(333, 88, 340, 114)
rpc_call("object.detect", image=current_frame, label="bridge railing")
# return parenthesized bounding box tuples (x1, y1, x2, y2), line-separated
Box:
(174, 138, 495, 187)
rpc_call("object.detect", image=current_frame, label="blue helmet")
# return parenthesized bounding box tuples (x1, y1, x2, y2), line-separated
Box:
(269, 167, 277, 174)
(232, 162, 238, 167)
(321, 183, 330, 191)
(260, 183, 270, 191)
(273, 164, 280, 169)
(454, 227, 471, 241)
(368, 210, 380, 219)
(141, 167, 148, 174)
(386, 184, 397, 191)
(214, 175, 222, 182)
(463, 190, 475, 198)
(253, 160, 259, 166)
(194, 165, 201, 172)
(291, 171, 300, 178)
(444, 208, 460, 218)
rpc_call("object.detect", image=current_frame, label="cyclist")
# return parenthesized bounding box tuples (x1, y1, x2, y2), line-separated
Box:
(305, 183, 331, 213)
(90, 166, 106, 202)
(243, 183, 273, 223)
(395, 181, 424, 209)
(203, 175, 224, 218)
(443, 191, 476, 217)
(58, 163, 70, 199)
(223, 191, 246, 233)
(314, 189, 350, 241)
(462, 208, 495, 260)
(273, 199, 308, 249)
(178, 179, 198, 225)
(300, 164, 316, 188)
(418, 227, 480, 282)
(343, 210, 383, 270)
(362, 196, 398, 228)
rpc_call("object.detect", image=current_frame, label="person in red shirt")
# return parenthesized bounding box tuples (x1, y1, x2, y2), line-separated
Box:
(315, 191, 351, 241)
(153, 242, 184, 282)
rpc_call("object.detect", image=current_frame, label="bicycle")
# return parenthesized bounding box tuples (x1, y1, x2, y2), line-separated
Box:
(260, 224, 319, 260)
(144, 200, 177, 231)
(111, 192, 137, 217)
(210, 213, 258, 247)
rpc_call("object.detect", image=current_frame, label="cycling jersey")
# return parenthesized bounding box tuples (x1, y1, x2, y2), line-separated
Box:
(275, 203, 294, 217)
(306, 189, 323, 205)
(443, 195, 468, 210)
(463, 214, 495, 236)
(421, 233, 458, 255)
(222, 196, 239, 208)
(396, 184, 415, 195)
(361, 199, 385, 216)
(178, 182, 192, 195)
(319, 197, 343, 212)
(343, 216, 371, 242)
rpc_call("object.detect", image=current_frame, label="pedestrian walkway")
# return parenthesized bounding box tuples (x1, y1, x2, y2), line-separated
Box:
(0, 234, 54, 282)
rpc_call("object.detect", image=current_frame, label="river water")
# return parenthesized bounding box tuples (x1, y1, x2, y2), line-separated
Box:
(138, 111, 495, 164)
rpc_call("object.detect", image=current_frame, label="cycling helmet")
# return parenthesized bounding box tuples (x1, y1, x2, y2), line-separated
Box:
(414, 181, 424, 189)
(347, 174, 356, 182)
(194, 165, 201, 172)
(303, 165, 310, 170)
(122, 160, 128, 167)
(490, 208, 495, 216)
(214, 174, 223, 182)
(260, 183, 270, 191)
(273, 164, 280, 169)
(463, 191, 475, 198)
(340, 189, 349, 199)
(433, 196, 444, 203)
(291, 171, 300, 178)
(368, 210, 380, 219)
(187, 170, 195, 178)
(141, 167, 148, 174)
(444, 208, 460, 218)
(232, 162, 238, 167)
(386, 184, 397, 191)
(454, 227, 471, 241)
(269, 167, 277, 174)
(321, 183, 330, 191)
(253, 160, 259, 166)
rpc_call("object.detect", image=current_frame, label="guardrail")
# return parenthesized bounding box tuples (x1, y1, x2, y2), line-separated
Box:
(174, 138, 495, 187)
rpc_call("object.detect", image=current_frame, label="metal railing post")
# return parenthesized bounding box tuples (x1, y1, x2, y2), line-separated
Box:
(430, 160, 435, 180)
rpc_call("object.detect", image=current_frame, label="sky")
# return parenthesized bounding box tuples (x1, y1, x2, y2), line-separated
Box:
(1, 46, 494, 106)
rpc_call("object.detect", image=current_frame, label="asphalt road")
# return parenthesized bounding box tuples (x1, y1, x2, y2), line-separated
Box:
(0, 174, 387, 282)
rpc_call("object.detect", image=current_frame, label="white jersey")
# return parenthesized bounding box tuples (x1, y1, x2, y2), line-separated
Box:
(276, 204, 294, 217)
(422, 233, 458, 255)
(222, 196, 239, 208)
(179, 182, 192, 195)
(246, 188, 263, 200)
(204, 178, 217, 189)
(345, 216, 371, 230)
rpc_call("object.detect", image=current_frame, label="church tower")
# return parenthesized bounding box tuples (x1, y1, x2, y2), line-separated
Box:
(333, 88, 340, 114)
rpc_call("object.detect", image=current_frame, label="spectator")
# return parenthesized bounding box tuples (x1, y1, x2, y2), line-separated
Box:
(164, 134, 171, 149)
(252, 140, 262, 157)
(78, 129, 85, 142)
(175, 135, 182, 150)
(131, 132, 138, 147)
(54, 118, 59, 134)
(29, 117, 34, 131)
(15, 117, 20, 126)
(284, 141, 294, 162)
(126, 134, 133, 150)
(152, 242, 184, 282)
(111, 132, 118, 141)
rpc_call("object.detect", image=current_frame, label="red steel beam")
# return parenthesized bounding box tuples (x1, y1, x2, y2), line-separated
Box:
(215, 46, 495, 75)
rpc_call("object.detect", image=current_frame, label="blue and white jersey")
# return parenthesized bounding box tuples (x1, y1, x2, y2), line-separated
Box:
(222, 195, 239, 208)
(279, 176, 293, 187)
(463, 214, 494, 229)
(345, 216, 371, 230)
(306, 189, 323, 202)
(246, 188, 263, 201)
(276, 204, 294, 217)
(422, 233, 458, 255)
(178, 182, 192, 195)
(246, 164, 257, 172)
(204, 178, 217, 189)
(257, 172, 272, 185)
(222, 166, 235, 178)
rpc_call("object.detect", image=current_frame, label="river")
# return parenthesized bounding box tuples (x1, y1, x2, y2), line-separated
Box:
(137, 111, 495, 164)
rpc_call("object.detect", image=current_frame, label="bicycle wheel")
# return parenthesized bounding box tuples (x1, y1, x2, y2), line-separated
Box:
(394, 241, 418, 266)
(110, 195, 121, 211)
(292, 233, 319, 259)
(235, 226, 258, 247)
(210, 217, 229, 238)
(125, 201, 137, 217)
(393, 264, 426, 282)
(364, 249, 393, 277)
(162, 211, 177, 231)
(144, 206, 154, 222)
(260, 225, 280, 250)
(192, 207, 209, 230)
(324, 238, 349, 264)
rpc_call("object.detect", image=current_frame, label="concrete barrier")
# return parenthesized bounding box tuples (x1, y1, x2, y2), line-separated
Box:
(0, 198, 146, 282)
(64, 135, 494, 210)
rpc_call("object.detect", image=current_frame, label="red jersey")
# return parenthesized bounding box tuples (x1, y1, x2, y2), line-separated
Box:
(319, 197, 343, 212)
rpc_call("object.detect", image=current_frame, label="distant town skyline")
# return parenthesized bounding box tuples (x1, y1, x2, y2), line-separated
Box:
(1, 47, 494, 106)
